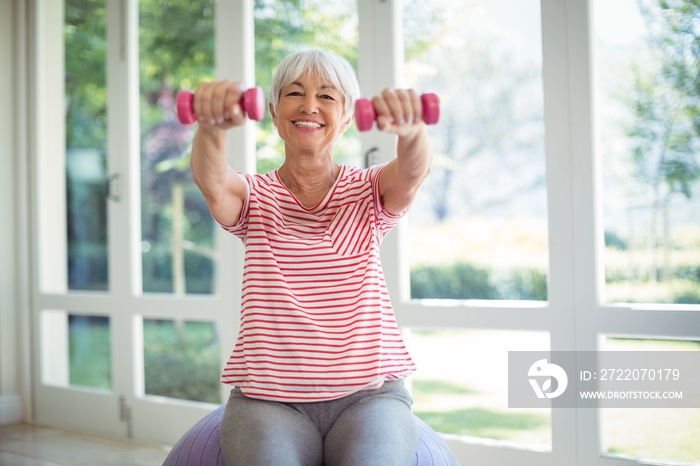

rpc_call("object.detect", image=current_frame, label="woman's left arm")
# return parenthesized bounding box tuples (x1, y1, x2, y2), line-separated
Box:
(373, 88, 432, 215)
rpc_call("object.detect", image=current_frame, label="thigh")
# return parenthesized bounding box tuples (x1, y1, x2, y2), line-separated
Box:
(220, 389, 323, 466)
(323, 383, 418, 466)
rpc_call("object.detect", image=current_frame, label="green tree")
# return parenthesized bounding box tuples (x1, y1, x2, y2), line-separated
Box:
(631, 0, 700, 199)
(624, 0, 700, 281)
(406, 2, 544, 223)
(253, 0, 358, 172)
(65, 0, 107, 149)
(65, 0, 109, 290)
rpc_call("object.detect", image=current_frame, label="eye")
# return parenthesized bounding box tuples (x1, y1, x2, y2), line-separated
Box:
(320, 94, 335, 100)
(286, 91, 302, 97)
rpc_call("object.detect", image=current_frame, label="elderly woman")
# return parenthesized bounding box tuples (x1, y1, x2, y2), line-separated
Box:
(190, 49, 432, 466)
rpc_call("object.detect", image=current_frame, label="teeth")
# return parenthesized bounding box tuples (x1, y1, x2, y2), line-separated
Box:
(295, 121, 322, 128)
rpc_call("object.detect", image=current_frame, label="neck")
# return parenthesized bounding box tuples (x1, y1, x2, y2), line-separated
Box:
(278, 157, 340, 208)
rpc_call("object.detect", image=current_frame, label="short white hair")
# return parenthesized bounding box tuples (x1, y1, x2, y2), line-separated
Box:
(268, 49, 360, 122)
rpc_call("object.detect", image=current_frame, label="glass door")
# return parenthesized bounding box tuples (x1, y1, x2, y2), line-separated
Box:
(33, 0, 236, 443)
(33, 0, 125, 438)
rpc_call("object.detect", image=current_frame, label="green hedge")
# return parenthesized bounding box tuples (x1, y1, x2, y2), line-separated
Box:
(410, 262, 547, 301)
(143, 320, 220, 403)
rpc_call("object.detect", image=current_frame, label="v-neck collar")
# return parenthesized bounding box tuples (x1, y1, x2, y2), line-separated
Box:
(274, 164, 346, 212)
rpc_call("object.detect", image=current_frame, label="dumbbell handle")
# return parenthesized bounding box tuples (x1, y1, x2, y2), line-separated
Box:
(355, 93, 440, 132)
(176, 87, 265, 125)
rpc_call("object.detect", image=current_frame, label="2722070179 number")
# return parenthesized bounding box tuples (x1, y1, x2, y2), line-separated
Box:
(599, 368, 680, 381)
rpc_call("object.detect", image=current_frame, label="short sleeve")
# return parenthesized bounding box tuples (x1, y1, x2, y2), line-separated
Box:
(366, 163, 409, 238)
(213, 172, 252, 240)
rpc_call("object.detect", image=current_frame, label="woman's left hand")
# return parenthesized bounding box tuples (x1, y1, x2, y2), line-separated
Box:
(371, 88, 425, 139)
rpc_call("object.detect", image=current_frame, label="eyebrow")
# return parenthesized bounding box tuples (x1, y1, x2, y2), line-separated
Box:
(289, 81, 338, 92)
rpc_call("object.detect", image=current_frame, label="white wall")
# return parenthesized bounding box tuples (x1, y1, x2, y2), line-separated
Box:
(0, 0, 22, 426)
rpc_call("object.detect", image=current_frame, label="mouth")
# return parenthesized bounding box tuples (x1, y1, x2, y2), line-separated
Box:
(293, 120, 323, 129)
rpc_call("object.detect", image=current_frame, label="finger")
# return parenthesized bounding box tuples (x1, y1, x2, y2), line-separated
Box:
(381, 88, 406, 126)
(223, 84, 244, 126)
(396, 89, 414, 125)
(371, 94, 393, 131)
(194, 82, 216, 125)
(407, 89, 422, 124)
(210, 80, 232, 125)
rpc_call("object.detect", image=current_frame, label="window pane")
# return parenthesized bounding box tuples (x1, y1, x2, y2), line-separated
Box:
(404, 0, 548, 301)
(65, 0, 108, 291)
(600, 337, 700, 463)
(41, 310, 112, 390)
(139, 2, 216, 294)
(142, 319, 220, 403)
(407, 329, 551, 449)
(69, 315, 112, 389)
(594, 0, 700, 305)
(254, 0, 360, 173)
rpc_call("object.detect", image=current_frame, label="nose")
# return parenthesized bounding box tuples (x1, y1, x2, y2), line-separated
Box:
(300, 94, 319, 114)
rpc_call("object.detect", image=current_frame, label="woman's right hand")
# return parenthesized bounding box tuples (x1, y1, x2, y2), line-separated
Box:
(193, 80, 247, 130)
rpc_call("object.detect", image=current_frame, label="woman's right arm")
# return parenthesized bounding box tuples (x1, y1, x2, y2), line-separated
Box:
(189, 81, 249, 227)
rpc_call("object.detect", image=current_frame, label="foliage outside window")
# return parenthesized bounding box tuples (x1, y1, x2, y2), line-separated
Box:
(139, 0, 216, 295)
(254, 0, 360, 173)
(65, 0, 109, 291)
(598, 0, 700, 305)
(405, 0, 549, 302)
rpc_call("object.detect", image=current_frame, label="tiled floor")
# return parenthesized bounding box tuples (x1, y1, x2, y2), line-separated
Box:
(0, 423, 170, 466)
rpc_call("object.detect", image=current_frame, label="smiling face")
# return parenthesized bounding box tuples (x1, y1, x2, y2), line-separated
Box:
(270, 72, 352, 158)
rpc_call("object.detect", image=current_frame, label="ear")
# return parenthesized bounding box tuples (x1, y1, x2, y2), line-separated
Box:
(340, 116, 353, 133)
(269, 102, 278, 127)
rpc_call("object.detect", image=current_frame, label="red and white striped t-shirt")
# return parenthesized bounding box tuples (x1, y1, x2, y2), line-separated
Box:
(217, 163, 416, 402)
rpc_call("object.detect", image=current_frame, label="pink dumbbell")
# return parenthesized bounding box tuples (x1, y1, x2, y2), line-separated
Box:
(355, 93, 440, 132)
(176, 87, 265, 125)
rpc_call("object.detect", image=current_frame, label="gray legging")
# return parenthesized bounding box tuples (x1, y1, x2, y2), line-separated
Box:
(220, 381, 418, 466)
